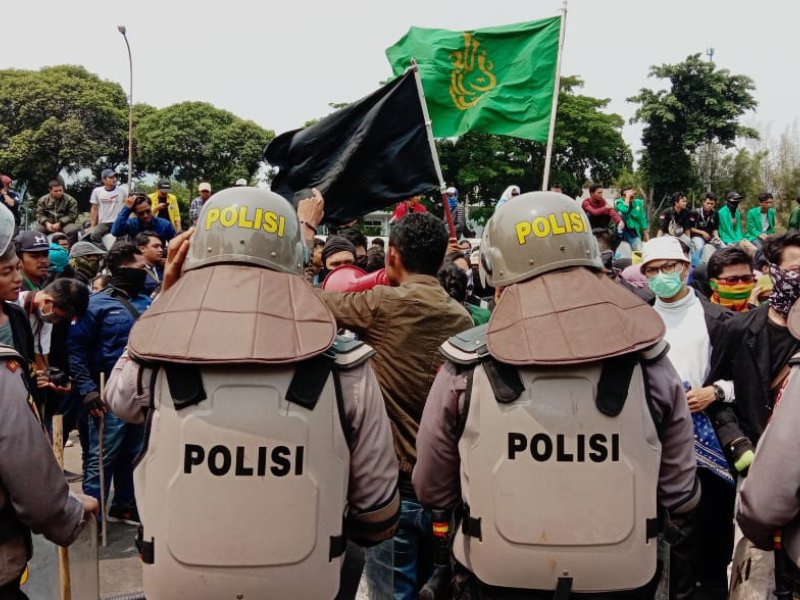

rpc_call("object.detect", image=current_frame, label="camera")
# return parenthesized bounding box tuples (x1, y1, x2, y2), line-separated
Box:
(44, 367, 70, 388)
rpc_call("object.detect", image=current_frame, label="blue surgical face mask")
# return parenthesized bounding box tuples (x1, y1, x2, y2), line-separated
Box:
(648, 272, 684, 299)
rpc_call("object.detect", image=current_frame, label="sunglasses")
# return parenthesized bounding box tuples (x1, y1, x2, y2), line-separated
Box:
(716, 274, 755, 285)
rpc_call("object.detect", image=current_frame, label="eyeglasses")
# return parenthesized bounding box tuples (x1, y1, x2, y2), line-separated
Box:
(716, 274, 755, 285)
(643, 261, 683, 277)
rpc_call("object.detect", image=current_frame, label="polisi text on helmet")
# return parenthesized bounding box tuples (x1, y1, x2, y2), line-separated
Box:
(515, 211, 589, 245)
(204, 205, 287, 237)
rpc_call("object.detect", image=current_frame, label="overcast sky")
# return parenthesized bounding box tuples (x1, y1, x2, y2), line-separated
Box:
(5, 0, 796, 158)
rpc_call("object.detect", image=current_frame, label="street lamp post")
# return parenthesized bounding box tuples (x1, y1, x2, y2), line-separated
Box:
(118, 26, 134, 191)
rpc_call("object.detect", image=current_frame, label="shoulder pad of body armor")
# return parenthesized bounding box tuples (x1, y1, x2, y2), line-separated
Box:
(331, 336, 375, 369)
(440, 324, 489, 365)
(639, 339, 670, 364)
(0, 344, 23, 363)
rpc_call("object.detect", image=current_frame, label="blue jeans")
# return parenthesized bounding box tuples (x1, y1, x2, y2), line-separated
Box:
(620, 230, 642, 252)
(365, 498, 433, 600)
(83, 411, 144, 513)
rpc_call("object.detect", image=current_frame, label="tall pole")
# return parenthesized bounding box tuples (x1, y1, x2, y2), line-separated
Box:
(118, 26, 134, 191)
(541, 0, 567, 191)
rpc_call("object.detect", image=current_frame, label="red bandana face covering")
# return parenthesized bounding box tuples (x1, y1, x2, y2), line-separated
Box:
(710, 279, 754, 312)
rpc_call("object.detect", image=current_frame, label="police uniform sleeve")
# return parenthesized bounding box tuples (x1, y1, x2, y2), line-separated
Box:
(412, 360, 465, 510)
(0, 367, 84, 546)
(105, 349, 149, 425)
(339, 362, 400, 545)
(642, 355, 699, 514)
(738, 367, 800, 551)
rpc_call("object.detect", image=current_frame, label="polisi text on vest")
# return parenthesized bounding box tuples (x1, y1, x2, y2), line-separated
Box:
(508, 432, 620, 462)
(183, 443, 305, 477)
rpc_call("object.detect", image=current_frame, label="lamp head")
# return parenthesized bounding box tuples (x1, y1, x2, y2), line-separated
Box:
(117, 25, 127, 35)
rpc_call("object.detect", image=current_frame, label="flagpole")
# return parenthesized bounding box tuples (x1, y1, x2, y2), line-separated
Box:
(410, 60, 457, 237)
(541, 0, 567, 191)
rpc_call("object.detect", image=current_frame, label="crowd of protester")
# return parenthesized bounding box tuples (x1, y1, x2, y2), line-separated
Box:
(5, 163, 800, 599)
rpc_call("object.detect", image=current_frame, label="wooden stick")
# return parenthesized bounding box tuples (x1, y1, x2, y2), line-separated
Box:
(98, 373, 108, 549)
(52, 415, 72, 600)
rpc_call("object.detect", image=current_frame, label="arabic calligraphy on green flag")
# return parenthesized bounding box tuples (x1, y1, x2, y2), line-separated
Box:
(386, 16, 560, 142)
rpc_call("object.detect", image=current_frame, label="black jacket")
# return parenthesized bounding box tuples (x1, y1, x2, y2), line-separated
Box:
(705, 304, 798, 446)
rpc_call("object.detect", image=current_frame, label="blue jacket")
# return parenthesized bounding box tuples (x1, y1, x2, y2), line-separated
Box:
(110, 205, 176, 242)
(68, 287, 151, 397)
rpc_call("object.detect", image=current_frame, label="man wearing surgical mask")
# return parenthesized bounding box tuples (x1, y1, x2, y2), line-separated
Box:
(641, 236, 737, 597)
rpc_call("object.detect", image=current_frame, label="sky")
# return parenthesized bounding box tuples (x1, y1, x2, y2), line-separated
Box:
(4, 0, 797, 159)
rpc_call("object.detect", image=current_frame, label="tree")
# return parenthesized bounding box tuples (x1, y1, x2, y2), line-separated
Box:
(629, 54, 758, 203)
(0, 65, 129, 195)
(436, 75, 631, 216)
(135, 102, 274, 191)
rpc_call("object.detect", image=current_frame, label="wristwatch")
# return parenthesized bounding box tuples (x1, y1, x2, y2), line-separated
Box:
(713, 384, 725, 403)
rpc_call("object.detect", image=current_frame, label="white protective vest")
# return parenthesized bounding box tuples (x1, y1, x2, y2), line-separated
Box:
(133, 353, 353, 600)
(452, 353, 662, 593)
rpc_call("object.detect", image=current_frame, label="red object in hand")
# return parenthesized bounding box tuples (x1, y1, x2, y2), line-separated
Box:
(322, 266, 389, 292)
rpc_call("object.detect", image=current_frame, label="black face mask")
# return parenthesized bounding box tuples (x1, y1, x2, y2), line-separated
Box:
(111, 267, 147, 297)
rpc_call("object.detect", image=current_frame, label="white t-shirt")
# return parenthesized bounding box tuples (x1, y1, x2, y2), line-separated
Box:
(90, 184, 128, 224)
(17, 291, 52, 356)
(653, 288, 710, 390)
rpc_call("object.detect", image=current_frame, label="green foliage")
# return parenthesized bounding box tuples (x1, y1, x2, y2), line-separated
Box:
(0, 65, 129, 196)
(629, 54, 758, 201)
(436, 76, 631, 204)
(136, 102, 274, 191)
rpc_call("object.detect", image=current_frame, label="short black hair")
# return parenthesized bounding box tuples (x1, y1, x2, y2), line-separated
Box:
(371, 237, 385, 248)
(312, 237, 325, 250)
(48, 179, 63, 190)
(337, 227, 367, 252)
(758, 191, 774, 202)
(365, 245, 385, 273)
(671, 192, 686, 207)
(588, 183, 603, 194)
(707, 247, 753, 279)
(133, 194, 151, 210)
(43, 278, 89, 318)
(763, 232, 800, 266)
(135, 231, 160, 248)
(704, 192, 717, 202)
(389, 212, 448, 276)
(105, 241, 142, 274)
(437, 261, 468, 303)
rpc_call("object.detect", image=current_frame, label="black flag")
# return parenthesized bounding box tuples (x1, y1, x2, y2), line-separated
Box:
(264, 71, 440, 225)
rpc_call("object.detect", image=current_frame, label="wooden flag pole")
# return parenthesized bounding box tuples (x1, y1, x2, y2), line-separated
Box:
(541, 0, 568, 191)
(52, 415, 72, 600)
(409, 60, 457, 238)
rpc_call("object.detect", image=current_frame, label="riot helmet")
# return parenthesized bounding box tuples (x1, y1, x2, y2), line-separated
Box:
(482, 191, 601, 287)
(185, 187, 305, 275)
(0, 204, 15, 256)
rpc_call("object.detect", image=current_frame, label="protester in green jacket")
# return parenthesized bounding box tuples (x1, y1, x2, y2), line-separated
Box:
(745, 192, 776, 249)
(789, 194, 800, 231)
(615, 187, 649, 251)
(717, 191, 756, 254)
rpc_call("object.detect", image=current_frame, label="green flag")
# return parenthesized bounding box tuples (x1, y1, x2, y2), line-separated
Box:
(386, 17, 561, 142)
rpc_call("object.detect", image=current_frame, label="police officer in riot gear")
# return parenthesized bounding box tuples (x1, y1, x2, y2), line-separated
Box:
(413, 191, 700, 599)
(106, 187, 400, 599)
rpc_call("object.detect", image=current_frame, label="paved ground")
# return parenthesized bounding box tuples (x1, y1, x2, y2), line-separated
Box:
(64, 431, 143, 599)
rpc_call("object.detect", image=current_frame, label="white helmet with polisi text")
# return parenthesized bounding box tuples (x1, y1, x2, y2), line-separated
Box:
(186, 187, 304, 275)
(482, 191, 601, 287)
